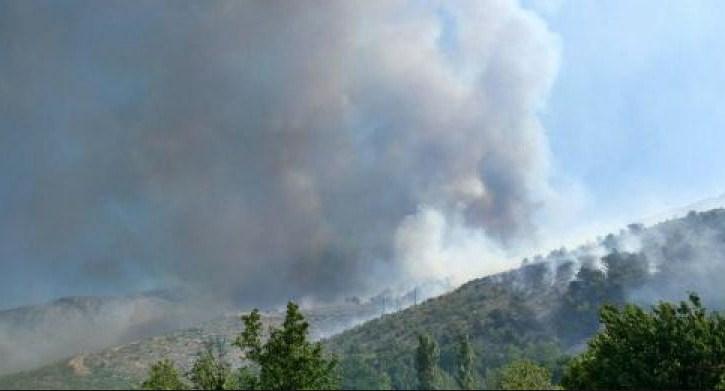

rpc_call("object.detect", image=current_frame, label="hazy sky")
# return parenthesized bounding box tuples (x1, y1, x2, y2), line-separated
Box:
(527, 0, 725, 226)
(2, 1, 725, 309)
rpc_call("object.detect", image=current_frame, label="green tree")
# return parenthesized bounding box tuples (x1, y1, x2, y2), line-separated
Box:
(562, 293, 725, 389)
(454, 335, 476, 390)
(141, 359, 188, 390)
(234, 302, 339, 390)
(232, 307, 263, 390)
(188, 340, 231, 390)
(416, 334, 441, 390)
(497, 359, 556, 390)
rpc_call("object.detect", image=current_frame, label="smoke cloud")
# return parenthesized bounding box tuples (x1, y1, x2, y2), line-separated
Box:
(0, 1, 560, 308)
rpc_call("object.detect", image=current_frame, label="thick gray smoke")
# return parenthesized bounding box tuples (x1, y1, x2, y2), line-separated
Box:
(0, 1, 559, 308)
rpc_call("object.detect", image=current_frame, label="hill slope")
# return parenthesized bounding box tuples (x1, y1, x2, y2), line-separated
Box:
(0, 303, 380, 390)
(324, 208, 725, 389)
(0, 292, 220, 376)
(4, 209, 725, 389)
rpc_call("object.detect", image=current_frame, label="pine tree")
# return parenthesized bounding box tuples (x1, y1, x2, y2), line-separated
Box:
(234, 302, 339, 390)
(455, 334, 476, 390)
(415, 334, 440, 390)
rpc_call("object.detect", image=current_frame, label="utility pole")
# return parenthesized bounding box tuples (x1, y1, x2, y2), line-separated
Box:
(414, 287, 418, 306)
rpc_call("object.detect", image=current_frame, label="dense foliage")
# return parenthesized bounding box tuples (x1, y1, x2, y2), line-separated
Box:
(326, 274, 568, 389)
(235, 302, 339, 390)
(562, 293, 725, 389)
(496, 359, 556, 390)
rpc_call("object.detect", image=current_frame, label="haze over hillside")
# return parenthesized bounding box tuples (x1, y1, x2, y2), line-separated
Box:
(328, 207, 725, 387)
(0, 281, 449, 376)
(4, 208, 725, 389)
(0, 292, 228, 375)
(0, 303, 382, 389)
(3, 1, 725, 389)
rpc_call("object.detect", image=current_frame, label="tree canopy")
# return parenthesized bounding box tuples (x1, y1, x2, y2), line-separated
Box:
(234, 302, 339, 390)
(188, 341, 231, 390)
(496, 359, 556, 390)
(141, 359, 188, 390)
(563, 293, 725, 389)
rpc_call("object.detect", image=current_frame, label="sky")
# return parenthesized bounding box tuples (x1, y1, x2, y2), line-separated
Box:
(525, 0, 725, 233)
(2, 1, 725, 310)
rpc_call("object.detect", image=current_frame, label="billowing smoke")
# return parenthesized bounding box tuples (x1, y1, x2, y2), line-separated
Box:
(0, 1, 560, 309)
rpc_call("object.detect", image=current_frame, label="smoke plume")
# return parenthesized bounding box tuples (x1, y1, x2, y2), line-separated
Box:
(0, 1, 560, 308)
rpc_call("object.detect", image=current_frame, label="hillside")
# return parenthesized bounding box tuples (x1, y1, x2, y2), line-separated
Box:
(0, 291, 222, 376)
(4, 208, 725, 389)
(0, 303, 381, 390)
(324, 208, 725, 389)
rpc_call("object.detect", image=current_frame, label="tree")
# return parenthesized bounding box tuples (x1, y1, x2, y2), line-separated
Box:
(234, 302, 339, 390)
(141, 359, 188, 390)
(233, 308, 263, 390)
(454, 335, 476, 390)
(188, 340, 231, 390)
(416, 334, 441, 390)
(497, 359, 556, 390)
(562, 293, 725, 389)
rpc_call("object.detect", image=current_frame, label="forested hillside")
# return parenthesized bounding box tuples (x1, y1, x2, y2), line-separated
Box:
(325, 209, 725, 388)
(3, 209, 725, 389)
